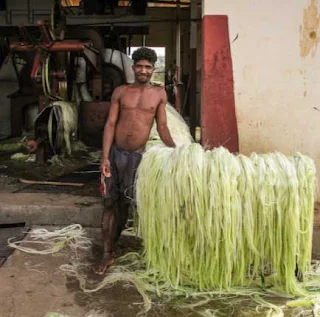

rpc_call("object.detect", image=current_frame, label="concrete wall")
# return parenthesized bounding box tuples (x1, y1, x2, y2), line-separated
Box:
(203, 0, 320, 197)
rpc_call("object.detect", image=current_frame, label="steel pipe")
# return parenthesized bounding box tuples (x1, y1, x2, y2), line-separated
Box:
(10, 41, 88, 52)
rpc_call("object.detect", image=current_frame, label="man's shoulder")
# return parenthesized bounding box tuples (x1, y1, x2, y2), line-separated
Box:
(112, 84, 128, 98)
(114, 84, 128, 93)
(150, 84, 166, 97)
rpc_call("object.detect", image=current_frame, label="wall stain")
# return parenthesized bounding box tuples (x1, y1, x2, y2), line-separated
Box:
(300, 0, 320, 57)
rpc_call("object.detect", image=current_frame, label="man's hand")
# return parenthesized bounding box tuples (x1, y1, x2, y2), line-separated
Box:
(100, 160, 111, 178)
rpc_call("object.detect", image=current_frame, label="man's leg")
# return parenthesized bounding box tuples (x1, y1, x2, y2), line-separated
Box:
(94, 199, 118, 275)
(114, 201, 130, 244)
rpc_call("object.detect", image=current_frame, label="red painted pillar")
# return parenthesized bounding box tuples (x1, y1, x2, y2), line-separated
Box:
(201, 15, 239, 153)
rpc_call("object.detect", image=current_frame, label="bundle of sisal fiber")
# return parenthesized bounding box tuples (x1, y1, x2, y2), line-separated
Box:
(136, 144, 316, 295)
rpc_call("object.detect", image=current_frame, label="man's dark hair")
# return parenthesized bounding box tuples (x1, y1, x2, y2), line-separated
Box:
(132, 47, 157, 65)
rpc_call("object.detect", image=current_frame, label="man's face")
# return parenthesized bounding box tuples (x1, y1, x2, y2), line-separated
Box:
(132, 59, 155, 84)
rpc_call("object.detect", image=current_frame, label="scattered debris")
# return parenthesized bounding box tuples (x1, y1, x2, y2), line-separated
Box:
(10, 153, 31, 161)
(19, 178, 84, 187)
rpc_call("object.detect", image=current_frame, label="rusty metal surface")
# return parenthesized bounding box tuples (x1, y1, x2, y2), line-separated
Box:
(30, 50, 43, 79)
(79, 101, 110, 147)
(92, 76, 103, 100)
(10, 40, 88, 52)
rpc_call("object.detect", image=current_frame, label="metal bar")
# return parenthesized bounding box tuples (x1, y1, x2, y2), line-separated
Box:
(10, 41, 87, 52)
(17, 24, 35, 46)
(189, 49, 197, 138)
(189, 0, 197, 138)
(174, 0, 182, 113)
(66, 17, 201, 25)
(176, 0, 181, 78)
(37, 20, 53, 46)
(30, 49, 43, 79)
(82, 48, 100, 74)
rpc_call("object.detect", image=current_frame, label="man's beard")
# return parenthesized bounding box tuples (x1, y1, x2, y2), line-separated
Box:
(136, 75, 150, 84)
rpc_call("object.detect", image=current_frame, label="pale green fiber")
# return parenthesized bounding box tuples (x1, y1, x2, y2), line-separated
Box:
(8, 224, 91, 255)
(136, 145, 317, 295)
(45, 101, 77, 155)
(148, 103, 194, 147)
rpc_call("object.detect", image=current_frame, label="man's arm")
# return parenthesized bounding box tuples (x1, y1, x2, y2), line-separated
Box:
(101, 86, 122, 177)
(156, 89, 176, 147)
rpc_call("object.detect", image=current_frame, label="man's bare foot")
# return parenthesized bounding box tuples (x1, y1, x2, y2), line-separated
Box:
(93, 251, 115, 275)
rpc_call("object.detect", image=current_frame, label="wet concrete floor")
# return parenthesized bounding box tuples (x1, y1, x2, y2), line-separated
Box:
(0, 226, 319, 317)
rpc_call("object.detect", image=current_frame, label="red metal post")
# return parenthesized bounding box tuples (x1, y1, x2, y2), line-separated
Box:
(201, 15, 239, 153)
(30, 49, 44, 79)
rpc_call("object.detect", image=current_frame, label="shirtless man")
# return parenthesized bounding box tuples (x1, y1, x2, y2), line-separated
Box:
(95, 47, 176, 275)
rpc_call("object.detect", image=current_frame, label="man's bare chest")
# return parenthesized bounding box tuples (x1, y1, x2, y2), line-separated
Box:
(120, 92, 160, 113)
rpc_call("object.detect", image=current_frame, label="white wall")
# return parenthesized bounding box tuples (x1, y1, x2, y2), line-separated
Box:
(203, 0, 320, 197)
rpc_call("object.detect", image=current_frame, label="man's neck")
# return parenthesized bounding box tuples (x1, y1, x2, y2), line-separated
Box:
(133, 81, 151, 88)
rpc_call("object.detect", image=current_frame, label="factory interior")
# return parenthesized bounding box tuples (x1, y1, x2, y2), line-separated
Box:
(0, 0, 201, 185)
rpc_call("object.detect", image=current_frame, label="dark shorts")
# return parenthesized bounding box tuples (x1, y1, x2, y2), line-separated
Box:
(101, 144, 142, 205)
